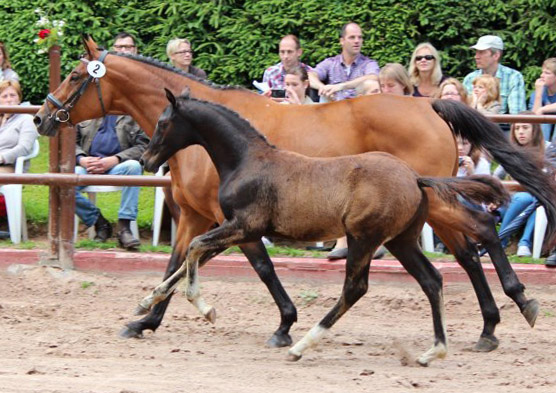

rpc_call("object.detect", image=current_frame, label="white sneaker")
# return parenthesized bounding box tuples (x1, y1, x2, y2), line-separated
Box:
(517, 245, 532, 257)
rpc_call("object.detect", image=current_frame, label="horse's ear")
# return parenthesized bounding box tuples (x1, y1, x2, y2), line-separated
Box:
(179, 87, 191, 100)
(81, 34, 98, 59)
(165, 88, 178, 108)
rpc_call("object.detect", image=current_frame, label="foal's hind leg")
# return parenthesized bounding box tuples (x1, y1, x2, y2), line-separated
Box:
(386, 236, 447, 366)
(288, 236, 375, 361)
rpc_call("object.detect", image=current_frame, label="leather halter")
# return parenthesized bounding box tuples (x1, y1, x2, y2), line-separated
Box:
(45, 50, 109, 125)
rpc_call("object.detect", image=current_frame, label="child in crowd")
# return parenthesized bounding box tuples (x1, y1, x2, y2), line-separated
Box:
(356, 76, 381, 96)
(471, 74, 501, 114)
(434, 78, 470, 104)
(530, 57, 556, 141)
(379, 63, 413, 96)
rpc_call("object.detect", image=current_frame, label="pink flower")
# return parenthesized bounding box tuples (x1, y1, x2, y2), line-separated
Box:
(38, 29, 51, 39)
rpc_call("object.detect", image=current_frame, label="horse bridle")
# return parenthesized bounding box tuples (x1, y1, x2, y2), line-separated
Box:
(45, 50, 109, 125)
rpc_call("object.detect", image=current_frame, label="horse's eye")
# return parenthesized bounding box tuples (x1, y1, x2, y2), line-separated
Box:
(70, 73, 80, 82)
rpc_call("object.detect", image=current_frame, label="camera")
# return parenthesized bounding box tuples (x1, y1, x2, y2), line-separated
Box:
(271, 89, 286, 98)
(458, 157, 464, 166)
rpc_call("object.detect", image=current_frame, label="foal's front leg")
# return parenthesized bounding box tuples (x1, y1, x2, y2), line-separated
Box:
(137, 221, 247, 321)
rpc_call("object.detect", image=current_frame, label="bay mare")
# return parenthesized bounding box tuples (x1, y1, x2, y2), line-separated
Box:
(34, 36, 552, 350)
(138, 90, 510, 364)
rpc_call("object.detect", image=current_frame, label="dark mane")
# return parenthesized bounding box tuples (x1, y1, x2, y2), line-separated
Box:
(109, 51, 249, 92)
(184, 97, 276, 148)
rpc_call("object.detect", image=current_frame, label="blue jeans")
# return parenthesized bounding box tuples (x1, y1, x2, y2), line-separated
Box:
(75, 160, 143, 227)
(498, 192, 537, 248)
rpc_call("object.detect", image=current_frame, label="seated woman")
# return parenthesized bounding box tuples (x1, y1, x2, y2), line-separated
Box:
(166, 38, 207, 79)
(471, 74, 501, 114)
(493, 113, 548, 257)
(0, 42, 19, 82)
(283, 66, 314, 105)
(408, 42, 446, 97)
(0, 80, 38, 173)
(379, 63, 413, 96)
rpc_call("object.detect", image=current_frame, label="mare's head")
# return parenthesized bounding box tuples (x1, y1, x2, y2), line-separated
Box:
(34, 35, 117, 136)
(142, 88, 197, 172)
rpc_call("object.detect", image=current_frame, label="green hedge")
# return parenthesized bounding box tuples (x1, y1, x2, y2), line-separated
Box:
(1, 0, 555, 104)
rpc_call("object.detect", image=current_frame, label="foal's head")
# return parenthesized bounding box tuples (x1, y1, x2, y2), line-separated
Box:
(142, 88, 197, 172)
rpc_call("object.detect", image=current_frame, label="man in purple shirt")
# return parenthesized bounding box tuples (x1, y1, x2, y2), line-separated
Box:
(309, 22, 380, 101)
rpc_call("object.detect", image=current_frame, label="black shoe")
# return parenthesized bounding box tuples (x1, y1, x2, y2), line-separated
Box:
(94, 213, 112, 242)
(117, 228, 141, 250)
(327, 247, 348, 260)
(373, 246, 386, 259)
(545, 252, 556, 267)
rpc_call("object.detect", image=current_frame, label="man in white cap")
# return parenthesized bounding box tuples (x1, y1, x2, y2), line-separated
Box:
(463, 35, 526, 115)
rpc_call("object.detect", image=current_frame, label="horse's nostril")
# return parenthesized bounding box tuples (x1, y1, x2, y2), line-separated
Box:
(33, 116, 42, 127)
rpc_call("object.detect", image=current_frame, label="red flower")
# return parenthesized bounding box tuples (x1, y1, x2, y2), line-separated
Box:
(38, 29, 51, 39)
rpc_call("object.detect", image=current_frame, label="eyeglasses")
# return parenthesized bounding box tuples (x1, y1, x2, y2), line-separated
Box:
(174, 50, 194, 55)
(415, 55, 435, 61)
(113, 45, 136, 50)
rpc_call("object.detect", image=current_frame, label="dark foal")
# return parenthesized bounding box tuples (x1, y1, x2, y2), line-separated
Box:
(138, 90, 509, 363)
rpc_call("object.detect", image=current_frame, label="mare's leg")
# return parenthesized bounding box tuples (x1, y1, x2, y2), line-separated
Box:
(288, 236, 375, 361)
(386, 234, 447, 366)
(121, 206, 214, 338)
(240, 242, 297, 347)
(432, 225, 501, 351)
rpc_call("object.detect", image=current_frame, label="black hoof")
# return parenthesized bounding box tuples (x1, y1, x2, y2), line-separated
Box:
(266, 333, 293, 348)
(473, 335, 499, 352)
(134, 304, 150, 316)
(522, 299, 540, 328)
(119, 324, 144, 339)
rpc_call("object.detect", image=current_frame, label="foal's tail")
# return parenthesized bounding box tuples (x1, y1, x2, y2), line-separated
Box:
(431, 99, 556, 249)
(417, 175, 510, 209)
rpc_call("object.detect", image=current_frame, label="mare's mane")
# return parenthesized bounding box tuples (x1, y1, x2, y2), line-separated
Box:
(108, 50, 249, 92)
(177, 96, 275, 148)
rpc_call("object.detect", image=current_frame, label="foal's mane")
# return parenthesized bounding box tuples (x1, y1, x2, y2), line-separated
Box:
(109, 51, 249, 93)
(180, 97, 275, 148)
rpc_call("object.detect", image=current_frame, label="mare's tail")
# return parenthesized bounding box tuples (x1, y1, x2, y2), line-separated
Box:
(431, 99, 556, 249)
(417, 175, 510, 209)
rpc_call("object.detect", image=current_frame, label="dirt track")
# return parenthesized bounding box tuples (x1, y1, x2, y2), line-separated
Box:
(1, 264, 556, 393)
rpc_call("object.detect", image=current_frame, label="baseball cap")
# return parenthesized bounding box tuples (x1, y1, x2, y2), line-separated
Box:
(470, 35, 504, 51)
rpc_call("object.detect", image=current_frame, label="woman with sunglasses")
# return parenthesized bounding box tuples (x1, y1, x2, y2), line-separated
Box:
(166, 38, 207, 79)
(408, 43, 446, 97)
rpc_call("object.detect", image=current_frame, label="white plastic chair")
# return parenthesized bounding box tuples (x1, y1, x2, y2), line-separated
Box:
(74, 185, 139, 241)
(0, 139, 40, 244)
(152, 165, 176, 246)
(421, 223, 435, 253)
(532, 206, 547, 259)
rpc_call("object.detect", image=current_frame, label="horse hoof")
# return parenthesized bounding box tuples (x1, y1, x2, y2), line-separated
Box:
(473, 336, 499, 352)
(204, 307, 216, 324)
(286, 351, 302, 362)
(416, 358, 430, 367)
(266, 333, 293, 348)
(134, 304, 150, 316)
(522, 299, 540, 328)
(119, 325, 144, 339)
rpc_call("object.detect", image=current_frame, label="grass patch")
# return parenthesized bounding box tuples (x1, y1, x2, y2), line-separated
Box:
(80, 281, 95, 289)
(299, 289, 320, 305)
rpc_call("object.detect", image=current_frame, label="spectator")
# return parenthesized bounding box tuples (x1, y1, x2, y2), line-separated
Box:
(471, 74, 501, 114)
(456, 136, 491, 177)
(309, 22, 379, 101)
(463, 35, 526, 116)
(0, 80, 38, 173)
(408, 42, 446, 97)
(167, 38, 207, 79)
(379, 63, 413, 95)
(434, 77, 470, 105)
(530, 57, 556, 141)
(283, 66, 314, 105)
(0, 42, 19, 82)
(492, 113, 547, 257)
(263, 35, 313, 91)
(74, 34, 150, 250)
(356, 76, 381, 96)
(111, 32, 138, 55)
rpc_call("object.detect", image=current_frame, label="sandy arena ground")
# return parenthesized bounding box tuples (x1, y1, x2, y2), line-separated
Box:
(1, 264, 555, 393)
